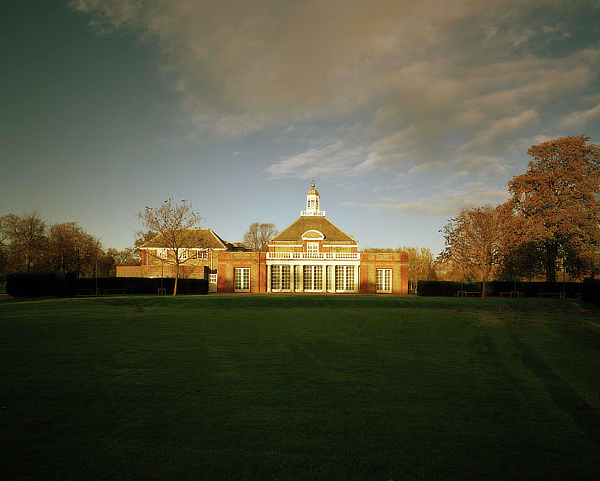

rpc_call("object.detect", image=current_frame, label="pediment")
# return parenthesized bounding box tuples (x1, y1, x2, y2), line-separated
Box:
(301, 230, 325, 240)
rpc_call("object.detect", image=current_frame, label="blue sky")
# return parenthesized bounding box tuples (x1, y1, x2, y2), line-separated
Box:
(2, 1, 600, 255)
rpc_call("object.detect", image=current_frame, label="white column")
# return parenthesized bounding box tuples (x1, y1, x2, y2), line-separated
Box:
(322, 264, 327, 292)
(354, 265, 359, 293)
(267, 264, 272, 292)
(299, 265, 304, 292)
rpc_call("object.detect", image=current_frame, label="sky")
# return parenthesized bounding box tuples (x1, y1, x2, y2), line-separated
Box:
(2, 0, 600, 256)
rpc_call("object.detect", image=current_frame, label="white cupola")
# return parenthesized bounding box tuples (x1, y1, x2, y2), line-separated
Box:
(301, 180, 325, 216)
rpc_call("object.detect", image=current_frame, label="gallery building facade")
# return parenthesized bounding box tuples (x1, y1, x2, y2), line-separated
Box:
(118, 182, 408, 294)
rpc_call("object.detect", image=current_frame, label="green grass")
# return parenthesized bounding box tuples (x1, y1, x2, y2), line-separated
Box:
(1, 295, 599, 480)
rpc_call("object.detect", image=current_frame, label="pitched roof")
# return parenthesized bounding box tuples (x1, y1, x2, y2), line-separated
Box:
(270, 216, 355, 243)
(141, 228, 229, 250)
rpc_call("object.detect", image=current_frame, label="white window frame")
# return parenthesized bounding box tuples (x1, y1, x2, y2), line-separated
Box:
(156, 248, 167, 260)
(180, 250, 188, 260)
(234, 268, 250, 292)
(335, 265, 355, 292)
(303, 265, 323, 291)
(376, 269, 392, 293)
(271, 265, 291, 291)
(306, 242, 319, 258)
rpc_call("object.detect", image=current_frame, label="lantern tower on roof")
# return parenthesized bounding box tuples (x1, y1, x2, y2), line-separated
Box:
(301, 180, 325, 216)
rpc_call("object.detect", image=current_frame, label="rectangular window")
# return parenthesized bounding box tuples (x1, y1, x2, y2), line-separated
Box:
(346, 266, 355, 291)
(303, 265, 323, 291)
(326, 265, 334, 291)
(157, 248, 167, 260)
(180, 250, 188, 260)
(314, 266, 322, 290)
(335, 265, 355, 291)
(234, 268, 250, 292)
(281, 265, 290, 290)
(307, 242, 319, 258)
(271, 266, 281, 290)
(335, 266, 344, 290)
(376, 269, 392, 293)
(270, 265, 291, 291)
(303, 265, 312, 290)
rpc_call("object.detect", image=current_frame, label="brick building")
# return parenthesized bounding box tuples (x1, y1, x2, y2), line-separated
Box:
(217, 182, 408, 294)
(118, 182, 408, 294)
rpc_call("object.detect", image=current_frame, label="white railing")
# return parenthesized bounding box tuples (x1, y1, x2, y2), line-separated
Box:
(300, 210, 326, 216)
(267, 252, 359, 260)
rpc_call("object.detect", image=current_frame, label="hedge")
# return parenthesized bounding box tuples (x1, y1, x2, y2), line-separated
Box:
(418, 280, 584, 298)
(6, 272, 77, 298)
(76, 277, 209, 295)
(6, 274, 208, 297)
(581, 278, 600, 307)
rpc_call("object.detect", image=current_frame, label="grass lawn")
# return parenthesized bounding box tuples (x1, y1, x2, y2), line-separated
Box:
(1, 295, 599, 480)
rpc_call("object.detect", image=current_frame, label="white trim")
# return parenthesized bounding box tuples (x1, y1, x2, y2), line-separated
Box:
(376, 268, 392, 293)
(301, 230, 325, 240)
(266, 252, 359, 260)
(234, 267, 250, 292)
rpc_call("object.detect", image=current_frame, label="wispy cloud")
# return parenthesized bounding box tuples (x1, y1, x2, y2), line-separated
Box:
(375, 187, 510, 217)
(266, 141, 366, 179)
(559, 102, 600, 130)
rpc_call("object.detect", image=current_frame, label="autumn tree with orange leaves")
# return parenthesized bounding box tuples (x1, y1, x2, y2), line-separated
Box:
(438, 205, 503, 299)
(503, 135, 600, 282)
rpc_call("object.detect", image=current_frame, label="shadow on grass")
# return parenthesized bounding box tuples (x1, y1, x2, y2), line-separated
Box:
(512, 337, 600, 445)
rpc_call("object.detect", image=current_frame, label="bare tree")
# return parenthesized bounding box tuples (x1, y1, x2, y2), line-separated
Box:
(438, 206, 503, 299)
(243, 222, 278, 252)
(3, 210, 47, 272)
(137, 199, 203, 296)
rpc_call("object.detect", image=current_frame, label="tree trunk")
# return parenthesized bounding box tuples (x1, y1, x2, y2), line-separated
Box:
(481, 267, 488, 300)
(545, 242, 557, 283)
(173, 262, 179, 296)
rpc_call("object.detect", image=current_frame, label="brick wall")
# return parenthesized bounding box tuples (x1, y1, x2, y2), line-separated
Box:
(359, 252, 409, 294)
(116, 265, 209, 279)
(217, 252, 267, 293)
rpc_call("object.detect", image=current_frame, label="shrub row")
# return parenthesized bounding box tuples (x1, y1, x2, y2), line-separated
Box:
(76, 277, 209, 295)
(581, 278, 600, 306)
(6, 274, 208, 297)
(6, 272, 78, 298)
(418, 280, 584, 298)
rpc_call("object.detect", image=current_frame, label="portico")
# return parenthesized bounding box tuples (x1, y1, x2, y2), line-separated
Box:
(266, 181, 361, 293)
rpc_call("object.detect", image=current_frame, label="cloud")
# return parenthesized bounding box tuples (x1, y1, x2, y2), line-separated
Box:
(266, 141, 366, 179)
(72, 0, 600, 184)
(460, 110, 540, 152)
(375, 187, 510, 217)
(559, 102, 600, 130)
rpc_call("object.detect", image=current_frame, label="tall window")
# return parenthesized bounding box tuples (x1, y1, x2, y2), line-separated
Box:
(303, 265, 323, 291)
(270, 265, 291, 291)
(376, 269, 392, 293)
(335, 266, 355, 291)
(234, 268, 250, 292)
(281, 265, 290, 290)
(157, 248, 167, 260)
